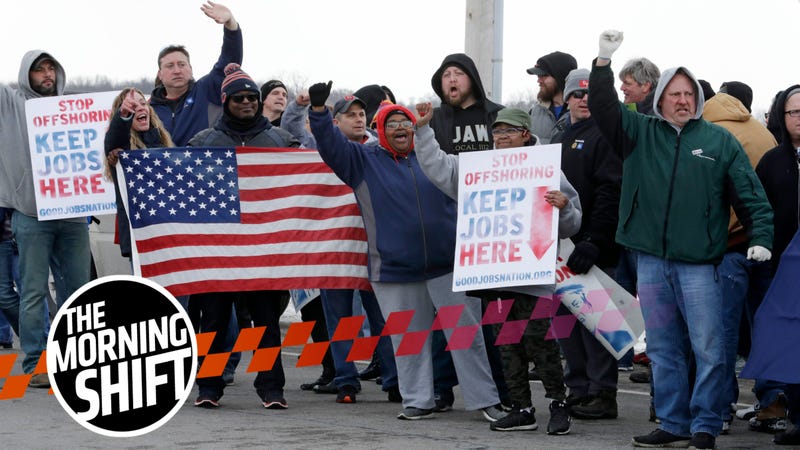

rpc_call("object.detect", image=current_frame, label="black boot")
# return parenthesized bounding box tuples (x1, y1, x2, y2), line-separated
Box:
(570, 389, 618, 419)
(358, 352, 381, 380)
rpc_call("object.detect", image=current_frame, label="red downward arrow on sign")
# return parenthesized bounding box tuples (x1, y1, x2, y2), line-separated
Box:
(528, 185, 554, 259)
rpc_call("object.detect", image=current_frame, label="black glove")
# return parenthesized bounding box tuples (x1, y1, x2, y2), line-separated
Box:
(308, 81, 332, 107)
(566, 240, 600, 274)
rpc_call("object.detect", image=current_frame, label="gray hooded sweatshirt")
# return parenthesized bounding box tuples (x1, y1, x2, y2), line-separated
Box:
(0, 50, 74, 218)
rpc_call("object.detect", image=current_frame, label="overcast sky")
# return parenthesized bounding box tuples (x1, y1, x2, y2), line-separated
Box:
(3, 0, 798, 114)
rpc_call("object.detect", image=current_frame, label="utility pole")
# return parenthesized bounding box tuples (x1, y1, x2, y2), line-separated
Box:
(464, 0, 503, 103)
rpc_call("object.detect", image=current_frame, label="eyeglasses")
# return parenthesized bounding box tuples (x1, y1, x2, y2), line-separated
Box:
(785, 110, 800, 118)
(230, 94, 258, 104)
(385, 120, 413, 130)
(569, 90, 588, 100)
(492, 127, 526, 136)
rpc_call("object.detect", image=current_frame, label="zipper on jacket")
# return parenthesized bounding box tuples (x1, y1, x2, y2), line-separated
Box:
(406, 156, 429, 270)
(662, 134, 682, 256)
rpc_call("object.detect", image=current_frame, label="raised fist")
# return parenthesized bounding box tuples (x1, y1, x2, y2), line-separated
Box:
(598, 30, 624, 59)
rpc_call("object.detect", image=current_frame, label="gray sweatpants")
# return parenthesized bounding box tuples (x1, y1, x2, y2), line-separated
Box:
(371, 272, 499, 411)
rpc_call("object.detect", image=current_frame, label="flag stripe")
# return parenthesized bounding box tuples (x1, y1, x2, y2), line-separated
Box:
(135, 227, 367, 252)
(142, 252, 368, 277)
(241, 184, 355, 201)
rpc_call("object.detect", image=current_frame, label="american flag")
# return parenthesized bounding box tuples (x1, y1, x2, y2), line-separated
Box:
(116, 146, 371, 296)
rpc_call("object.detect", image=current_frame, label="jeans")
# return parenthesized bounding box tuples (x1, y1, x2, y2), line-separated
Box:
(0, 239, 20, 338)
(615, 250, 637, 369)
(319, 289, 398, 390)
(12, 212, 90, 373)
(636, 252, 725, 437)
(719, 251, 773, 419)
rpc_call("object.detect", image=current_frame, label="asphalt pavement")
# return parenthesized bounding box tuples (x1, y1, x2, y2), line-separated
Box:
(0, 315, 795, 450)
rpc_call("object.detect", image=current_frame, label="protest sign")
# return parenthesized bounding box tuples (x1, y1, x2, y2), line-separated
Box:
(551, 239, 644, 359)
(26, 91, 118, 220)
(452, 144, 561, 292)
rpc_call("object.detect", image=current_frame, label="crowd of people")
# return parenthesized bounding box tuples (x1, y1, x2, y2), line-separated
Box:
(1, 2, 800, 448)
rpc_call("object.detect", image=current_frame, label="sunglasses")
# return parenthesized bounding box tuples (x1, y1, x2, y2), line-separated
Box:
(570, 90, 588, 100)
(385, 120, 413, 130)
(230, 94, 259, 104)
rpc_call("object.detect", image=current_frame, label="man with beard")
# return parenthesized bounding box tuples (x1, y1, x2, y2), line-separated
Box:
(428, 53, 510, 414)
(0, 51, 91, 389)
(527, 51, 578, 144)
(429, 53, 505, 154)
(188, 64, 299, 410)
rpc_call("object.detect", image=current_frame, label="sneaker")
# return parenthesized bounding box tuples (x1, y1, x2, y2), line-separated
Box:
(749, 416, 787, 433)
(632, 429, 691, 448)
(194, 393, 221, 408)
(300, 375, 332, 391)
(490, 408, 538, 431)
(262, 397, 288, 409)
(387, 385, 402, 403)
(546, 400, 571, 435)
(774, 425, 800, 445)
(735, 403, 759, 420)
(528, 368, 541, 380)
(721, 419, 731, 435)
(222, 371, 235, 386)
(481, 404, 509, 423)
(397, 407, 434, 420)
(313, 380, 338, 394)
(570, 390, 618, 419)
(618, 364, 634, 372)
(28, 373, 50, 389)
(336, 385, 357, 404)
(433, 389, 454, 412)
(688, 432, 715, 450)
(629, 371, 651, 383)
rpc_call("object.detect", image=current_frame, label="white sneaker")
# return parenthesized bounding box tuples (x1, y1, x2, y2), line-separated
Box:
(735, 403, 759, 420)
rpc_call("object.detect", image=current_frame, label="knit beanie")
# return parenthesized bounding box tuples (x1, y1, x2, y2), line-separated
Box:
(719, 81, 753, 113)
(221, 63, 260, 104)
(261, 79, 287, 101)
(698, 80, 715, 102)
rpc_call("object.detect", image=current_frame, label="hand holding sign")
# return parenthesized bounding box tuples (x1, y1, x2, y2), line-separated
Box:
(544, 189, 568, 209)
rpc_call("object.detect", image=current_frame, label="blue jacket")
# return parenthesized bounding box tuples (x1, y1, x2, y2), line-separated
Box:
(309, 109, 457, 282)
(150, 27, 243, 146)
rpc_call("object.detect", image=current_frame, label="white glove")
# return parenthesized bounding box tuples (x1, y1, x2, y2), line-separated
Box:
(747, 245, 771, 262)
(598, 30, 624, 59)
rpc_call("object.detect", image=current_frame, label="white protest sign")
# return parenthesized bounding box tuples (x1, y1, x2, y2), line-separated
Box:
(25, 91, 118, 220)
(551, 238, 645, 359)
(452, 144, 561, 292)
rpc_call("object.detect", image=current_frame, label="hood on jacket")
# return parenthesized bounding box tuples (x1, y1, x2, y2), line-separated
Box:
(18, 50, 66, 99)
(653, 66, 705, 124)
(702, 92, 752, 124)
(431, 53, 489, 105)
(374, 103, 417, 159)
(771, 84, 800, 147)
